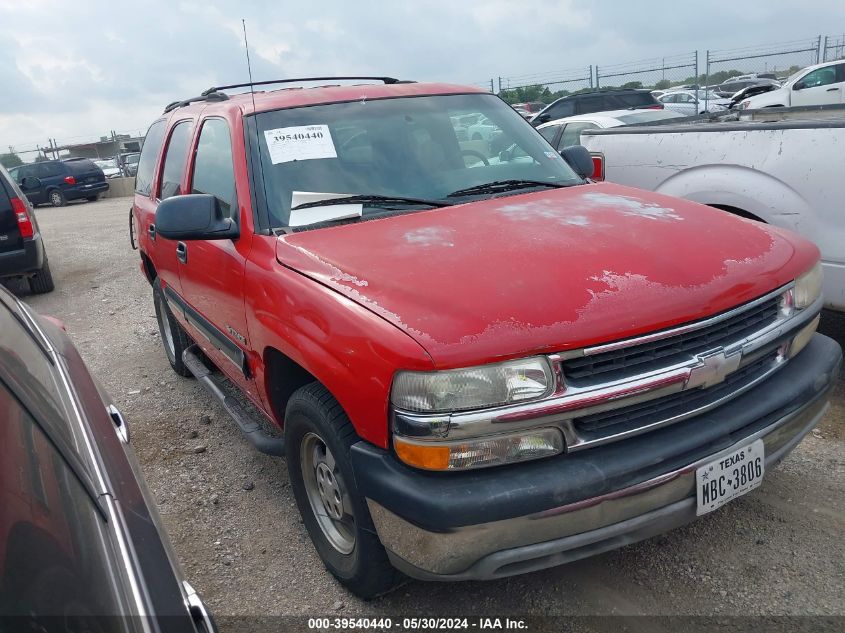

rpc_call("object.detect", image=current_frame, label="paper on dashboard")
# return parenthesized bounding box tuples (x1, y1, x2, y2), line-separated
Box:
(288, 191, 363, 227)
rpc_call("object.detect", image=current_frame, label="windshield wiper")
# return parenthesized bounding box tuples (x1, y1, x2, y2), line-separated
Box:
(446, 179, 567, 198)
(292, 194, 451, 210)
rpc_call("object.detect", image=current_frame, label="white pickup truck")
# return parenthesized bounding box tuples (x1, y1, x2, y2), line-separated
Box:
(581, 106, 845, 311)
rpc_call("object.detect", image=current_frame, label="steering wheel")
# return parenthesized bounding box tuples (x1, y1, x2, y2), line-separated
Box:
(461, 149, 489, 167)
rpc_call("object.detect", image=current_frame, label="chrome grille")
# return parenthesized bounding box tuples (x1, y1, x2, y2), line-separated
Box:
(561, 296, 780, 385)
(572, 350, 780, 441)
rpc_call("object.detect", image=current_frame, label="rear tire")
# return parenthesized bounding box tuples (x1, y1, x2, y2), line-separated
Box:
(286, 382, 403, 599)
(29, 260, 54, 294)
(153, 278, 193, 377)
(49, 190, 66, 207)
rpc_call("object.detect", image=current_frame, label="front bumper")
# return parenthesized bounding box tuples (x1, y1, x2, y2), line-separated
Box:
(352, 334, 841, 580)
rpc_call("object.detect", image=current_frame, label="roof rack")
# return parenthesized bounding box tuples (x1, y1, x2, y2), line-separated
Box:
(163, 91, 229, 114)
(200, 76, 407, 96)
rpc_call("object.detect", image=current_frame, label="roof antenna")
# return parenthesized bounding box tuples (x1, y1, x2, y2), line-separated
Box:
(242, 19, 273, 234)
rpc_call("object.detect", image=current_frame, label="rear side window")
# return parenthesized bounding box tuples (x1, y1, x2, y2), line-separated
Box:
(614, 92, 656, 107)
(63, 159, 98, 175)
(191, 119, 236, 217)
(576, 96, 606, 114)
(159, 121, 193, 200)
(135, 120, 166, 196)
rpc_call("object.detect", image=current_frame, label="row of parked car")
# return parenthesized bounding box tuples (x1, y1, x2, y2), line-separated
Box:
(518, 59, 845, 127)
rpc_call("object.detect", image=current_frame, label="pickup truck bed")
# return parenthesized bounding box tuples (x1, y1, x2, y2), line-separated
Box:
(582, 104, 845, 311)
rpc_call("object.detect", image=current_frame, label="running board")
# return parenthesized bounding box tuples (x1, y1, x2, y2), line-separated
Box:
(182, 345, 285, 457)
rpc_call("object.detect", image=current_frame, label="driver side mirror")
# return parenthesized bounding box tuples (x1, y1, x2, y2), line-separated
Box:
(793, 80, 806, 90)
(155, 194, 238, 240)
(532, 114, 550, 127)
(560, 145, 594, 179)
(21, 176, 41, 191)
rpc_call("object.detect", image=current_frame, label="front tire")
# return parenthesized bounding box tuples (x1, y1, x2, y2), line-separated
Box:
(286, 383, 402, 599)
(153, 278, 192, 377)
(29, 260, 54, 294)
(49, 190, 66, 207)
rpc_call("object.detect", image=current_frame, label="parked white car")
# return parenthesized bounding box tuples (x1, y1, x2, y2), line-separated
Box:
(94, 158, 121, 178)
(739, 60, 845, 109)
(535, 109, 683, 150)
(580, 107, 845, 310)
(659, 90, 731, 115)
(467, 115, 500, 142)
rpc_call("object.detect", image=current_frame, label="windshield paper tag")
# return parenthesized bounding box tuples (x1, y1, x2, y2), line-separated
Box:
(264, 125, 337, 164)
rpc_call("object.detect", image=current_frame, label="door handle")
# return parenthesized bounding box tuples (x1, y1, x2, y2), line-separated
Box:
(176, 241, 188, 264)
(148, 224, 156, 241)
(826, 87, 840, 91)
(107, 404, 130, 444)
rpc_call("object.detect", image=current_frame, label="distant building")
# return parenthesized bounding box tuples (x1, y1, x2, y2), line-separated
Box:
(52, 133, 144, 160)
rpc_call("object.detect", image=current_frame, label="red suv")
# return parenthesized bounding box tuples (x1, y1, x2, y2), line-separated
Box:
(132, 77, 841, 598)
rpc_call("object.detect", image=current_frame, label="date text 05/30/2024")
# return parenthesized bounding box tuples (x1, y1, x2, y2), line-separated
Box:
(307, 617, 529, 630)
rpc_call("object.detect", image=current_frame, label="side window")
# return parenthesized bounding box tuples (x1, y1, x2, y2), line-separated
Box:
(547, 100, 575, 119)
(836, 63, 845, 83)
(36, 163, 62, 178)
(799, 67, 837, 89)
(158, 121, 193, 200)
(191, 119, 236, 218)
(576, 96, 605, 115)
(135, 120, 166, 196)
(538, 125, 559, 143)
(557, 122, 598, 149)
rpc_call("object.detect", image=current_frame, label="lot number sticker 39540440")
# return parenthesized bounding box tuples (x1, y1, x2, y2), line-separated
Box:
(696, 439, 764, 516)
(263, 125, 337, 164)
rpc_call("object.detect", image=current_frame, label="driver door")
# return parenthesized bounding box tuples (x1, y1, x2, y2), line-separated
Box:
(792, 64, 845, 106)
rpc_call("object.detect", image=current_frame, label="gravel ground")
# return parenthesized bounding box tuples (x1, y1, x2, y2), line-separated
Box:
(13, 197, 845, 624)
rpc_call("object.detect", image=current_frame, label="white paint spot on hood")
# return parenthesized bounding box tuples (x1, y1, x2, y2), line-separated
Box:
(404, 226, 455, 247)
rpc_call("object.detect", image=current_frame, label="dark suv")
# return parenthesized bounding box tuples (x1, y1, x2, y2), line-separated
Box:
(9, 158, 109, 207)
(0, 164, 53, 293)
(530, 88, 663, 126)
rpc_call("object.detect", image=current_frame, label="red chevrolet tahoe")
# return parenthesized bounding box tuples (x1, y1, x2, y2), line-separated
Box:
(132, 77, 842, 598)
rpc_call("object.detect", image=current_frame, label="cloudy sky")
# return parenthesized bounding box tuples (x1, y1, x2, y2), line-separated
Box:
(1, 0, 842, 154)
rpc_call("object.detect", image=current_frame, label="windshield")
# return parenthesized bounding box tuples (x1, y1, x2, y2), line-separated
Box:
(125, 154, 140, 164)
(251, 93, 581, 228)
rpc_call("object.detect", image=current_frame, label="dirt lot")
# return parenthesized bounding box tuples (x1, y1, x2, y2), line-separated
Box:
(13, 197, 845, 624)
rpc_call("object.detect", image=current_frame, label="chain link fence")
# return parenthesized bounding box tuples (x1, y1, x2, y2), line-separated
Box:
(822, 34, 845, 62)
(495, 67, 592, 105)
(596, 52, 698, 89)
(705, 37, 822, 86)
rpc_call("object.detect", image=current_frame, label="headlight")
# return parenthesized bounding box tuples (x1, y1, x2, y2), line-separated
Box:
(394, 428, 564, 471)
(391, 357, 554, 413)
(794, 262, 823, 309)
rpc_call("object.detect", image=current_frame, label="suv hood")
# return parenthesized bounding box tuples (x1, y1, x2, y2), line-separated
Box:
(275, 183, 816, 368)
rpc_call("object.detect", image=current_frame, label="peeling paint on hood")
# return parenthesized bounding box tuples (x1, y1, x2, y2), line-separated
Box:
(275, 182, 818, 368)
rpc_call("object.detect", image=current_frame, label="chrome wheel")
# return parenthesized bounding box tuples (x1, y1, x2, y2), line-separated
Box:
(300, 432, 355, 554)
(50, 191, 63, 206)
(156, 293, 176, 359)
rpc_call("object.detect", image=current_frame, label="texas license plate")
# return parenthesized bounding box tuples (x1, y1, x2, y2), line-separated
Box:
(696, 439, 764, 516)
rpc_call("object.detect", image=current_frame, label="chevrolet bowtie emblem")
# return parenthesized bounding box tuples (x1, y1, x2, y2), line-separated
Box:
(686, 348, 742, 390)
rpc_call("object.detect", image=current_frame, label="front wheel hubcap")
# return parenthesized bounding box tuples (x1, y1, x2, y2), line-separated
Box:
(301, 433, 355, 554)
